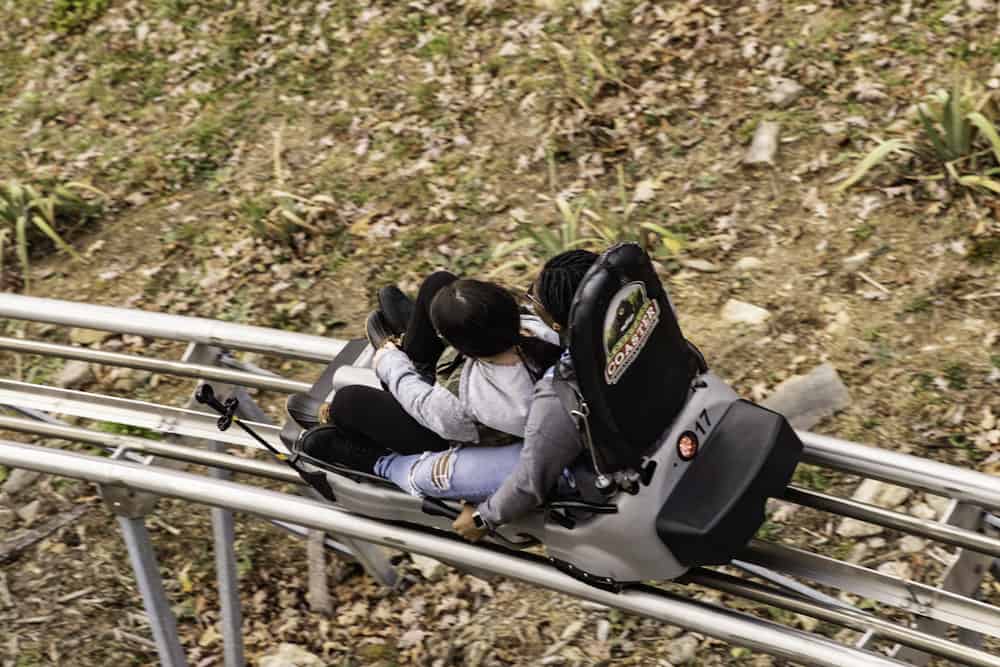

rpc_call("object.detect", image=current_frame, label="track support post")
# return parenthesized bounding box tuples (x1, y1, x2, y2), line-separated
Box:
(99, 484, 187, 667)
(890, 501, 998, 665)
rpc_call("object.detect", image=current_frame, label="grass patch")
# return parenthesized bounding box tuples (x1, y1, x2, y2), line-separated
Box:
(97, 422, 163, 440)
(51, 0, 109, 33)
(943, 362, 968, 390)
(792, 464, 832, 491)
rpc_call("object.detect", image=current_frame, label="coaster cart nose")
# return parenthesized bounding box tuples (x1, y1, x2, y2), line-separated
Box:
(655, 400, 803, 568)
(537, 372, 802, 584)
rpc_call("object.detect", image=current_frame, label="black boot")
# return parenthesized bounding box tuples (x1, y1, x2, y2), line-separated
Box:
(296, 425, 390, 474)
(378, 285, 414, 335)
(285, 393, 328, 430)
(366, 310, 396, 350)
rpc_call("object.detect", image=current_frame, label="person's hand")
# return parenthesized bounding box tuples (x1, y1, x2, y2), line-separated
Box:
(372, 340, 397, 367)
(453, 504, 487, 542)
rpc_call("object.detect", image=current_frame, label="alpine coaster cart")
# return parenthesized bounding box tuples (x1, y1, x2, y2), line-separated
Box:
(0, 245, 997, 667)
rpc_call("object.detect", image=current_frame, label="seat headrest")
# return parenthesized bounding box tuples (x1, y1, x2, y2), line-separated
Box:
(565, 243, 696, 473)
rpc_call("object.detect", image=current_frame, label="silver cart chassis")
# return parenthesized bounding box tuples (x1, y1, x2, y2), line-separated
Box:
(0, 293, 997, 667)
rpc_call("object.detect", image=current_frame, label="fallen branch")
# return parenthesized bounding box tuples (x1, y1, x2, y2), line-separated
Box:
(856, 271, 891, 294)
(0, 503, 91, 564)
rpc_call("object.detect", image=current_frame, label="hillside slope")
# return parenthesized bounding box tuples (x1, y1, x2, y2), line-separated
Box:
(1, 1, 998, 665)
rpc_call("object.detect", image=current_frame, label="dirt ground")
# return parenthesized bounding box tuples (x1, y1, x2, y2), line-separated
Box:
(1, 1, 998, 665)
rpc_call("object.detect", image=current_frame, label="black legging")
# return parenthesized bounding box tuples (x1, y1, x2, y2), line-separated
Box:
(329, 271, 458, 455)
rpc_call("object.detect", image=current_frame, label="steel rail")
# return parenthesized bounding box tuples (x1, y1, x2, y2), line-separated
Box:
(800, 432, 1000, 512)
(0, 336, 311, 394)
(0, 440, 907, 667)
(785, 486, 1000, 559)
(686, 569, 1000, 667)
(6, 377, 1000, 557)
(0, 415, 299, 484)
(0, 294, 344, 362)
(742, 540, 1000, 639)
(0, 379, 284, 453)
(3, 295, 999, 511)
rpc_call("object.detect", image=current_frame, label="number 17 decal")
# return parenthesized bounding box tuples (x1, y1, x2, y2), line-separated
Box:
(693, 408, 712, 436)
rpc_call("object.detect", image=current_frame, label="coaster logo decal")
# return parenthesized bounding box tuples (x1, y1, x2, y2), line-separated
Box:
(603, 282, 659, 384)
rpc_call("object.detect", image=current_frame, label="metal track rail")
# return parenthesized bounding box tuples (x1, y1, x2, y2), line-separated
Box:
(0, 415, 298, 484)
(685, 569, 1000, 667)
(0, 294, 344, 362)
(0, 439, 909, 667)
(742, 540, 1000, 639)
(0, 336, 310, 394)
(10, 402, 999, 568)
(3, 293, 998, 665)
(0, 379, 283, 453)
(800, 432, 1000, 512)
(785, 486, 1000, 559)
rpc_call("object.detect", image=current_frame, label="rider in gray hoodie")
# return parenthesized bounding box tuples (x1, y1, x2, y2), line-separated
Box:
(446, 250, 598, 539)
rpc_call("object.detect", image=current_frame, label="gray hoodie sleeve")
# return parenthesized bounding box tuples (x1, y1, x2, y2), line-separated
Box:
(476, 375, 582, 526)
(375, 348, 480, 443)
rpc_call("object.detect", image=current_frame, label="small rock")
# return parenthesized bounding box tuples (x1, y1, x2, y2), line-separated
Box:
(837, 518, 884, 538)
(721, 299, 771, 326)
(910, 503, 937, 520)
(923, 494, 952, 518)
(1, 469, 41, 496)
(560, 620, 584, 641)
(796, 613, 819, 632)
(769, 501, 798, 523)
(866, 537, 886, 549)
(101, 338, 124, 351)
(851, 479, 912, 509)
(122, 334, 146, 348)
(69, 328, 113, 346)
(0, 509, 16, 530)
(842, 250, 872, 272)
(734, 257, 763, 272)
(16, 499, 42, 527)
(899, 536, 926, 553)
(596, 619, 611, 642)
(664, 625, 684, 639)
(846, 543, 869, 564)
(56, 361, 94, 389)
(825, 310, 851, 336)
(580, 601, 609, 611)
(743, 121, 781, 165)
(877, 561, 912, 580)
(768, 77, 804, 108)
(666, 635, 699, 665)
(465, 640, 490, 667)
(409, 553, 448, 581)
(258, 644, 325, 667)
(762, 364, 851, 430)
(680, 258, 722, 273)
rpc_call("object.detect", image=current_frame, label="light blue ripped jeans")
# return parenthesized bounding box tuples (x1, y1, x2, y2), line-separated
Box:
(374, 443, 523, 503)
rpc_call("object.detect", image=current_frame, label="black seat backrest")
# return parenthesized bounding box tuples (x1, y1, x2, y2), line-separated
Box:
(564, 243, 696, 473)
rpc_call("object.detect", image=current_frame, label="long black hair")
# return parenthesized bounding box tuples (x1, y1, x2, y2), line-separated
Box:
(430, 279, 560, 380)
(535, 249, 599, 328)
(430, 249, 598, 379)
(430, 279, 520, 359)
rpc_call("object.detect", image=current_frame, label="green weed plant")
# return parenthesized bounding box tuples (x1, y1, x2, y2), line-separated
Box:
(51, 0, 110, 33)
(837, 81, 1000, 195)
(523, 166, 684, 260)
(0, 180, 103, 292)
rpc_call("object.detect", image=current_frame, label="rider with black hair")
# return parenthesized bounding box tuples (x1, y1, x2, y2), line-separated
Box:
(351, 250, 600, 539)
(289, 272, 561, 469)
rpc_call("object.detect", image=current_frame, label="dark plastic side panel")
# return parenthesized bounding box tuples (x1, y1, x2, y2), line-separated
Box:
(279, 338, 368, 449)
(656, 400, 802, 566)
